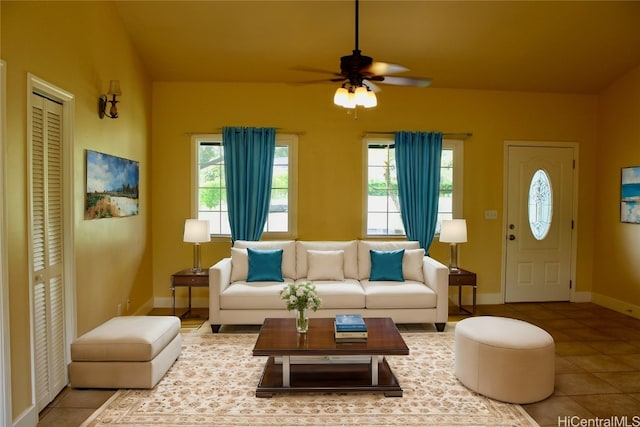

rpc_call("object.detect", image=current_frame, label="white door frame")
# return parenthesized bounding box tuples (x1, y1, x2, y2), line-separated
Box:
(1, 60, 13, 427)
(501, 140, 579, 303)
(26, 74, 77, 415)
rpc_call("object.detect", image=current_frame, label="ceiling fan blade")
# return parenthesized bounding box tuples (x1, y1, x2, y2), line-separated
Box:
(363, 80, 382, 92)
(291, 65, 343, 78)
(290, 77, 346, 86)
(363, 61, 409, 76)
(378, 76, 432, 88)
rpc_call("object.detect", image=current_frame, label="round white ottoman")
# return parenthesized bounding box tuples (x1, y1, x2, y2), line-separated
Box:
(454, 316, 555, 403)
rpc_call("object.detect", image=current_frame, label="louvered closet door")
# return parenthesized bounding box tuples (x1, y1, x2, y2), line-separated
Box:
(31, 93, 66, 412)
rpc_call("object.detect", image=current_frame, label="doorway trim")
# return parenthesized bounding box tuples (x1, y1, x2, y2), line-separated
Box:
(501, 140, 580, 303)
(1, 59, 12, 427)
(26, 74, 77, 415)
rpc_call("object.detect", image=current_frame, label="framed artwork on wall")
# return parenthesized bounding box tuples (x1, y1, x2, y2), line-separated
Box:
(621, 166, 640, 224)
(85, 150, 139, 219)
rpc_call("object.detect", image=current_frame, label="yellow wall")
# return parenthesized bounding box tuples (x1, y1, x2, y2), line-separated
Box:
(151, 82, 599, 303)
(2, 1, 152, 422)
(594, 65, 640, 310)
(3, 0, 639, 423)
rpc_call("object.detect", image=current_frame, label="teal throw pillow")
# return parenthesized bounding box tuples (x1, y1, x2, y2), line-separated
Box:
(369, 249, 405, 281)
(247, 248, 284, 282)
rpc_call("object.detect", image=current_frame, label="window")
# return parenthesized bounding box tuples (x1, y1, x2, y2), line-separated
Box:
(528, 168, 552, 240)
(192, 134, 297, 238)
(364, 137, 463, 237)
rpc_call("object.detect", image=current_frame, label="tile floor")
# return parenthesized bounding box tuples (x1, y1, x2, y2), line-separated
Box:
(37, 303, 640, 426)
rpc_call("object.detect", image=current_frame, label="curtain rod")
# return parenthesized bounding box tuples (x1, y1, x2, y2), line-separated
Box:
(185, 129, 306, 136)
(363, 131, 472, 139)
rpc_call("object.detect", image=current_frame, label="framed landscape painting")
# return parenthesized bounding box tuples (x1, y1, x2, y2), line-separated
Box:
(621, 166, 640, 224)
(85, 150, 139, 219)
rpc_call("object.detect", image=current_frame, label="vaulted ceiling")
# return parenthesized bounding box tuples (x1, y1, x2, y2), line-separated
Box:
(113, 0, 640, 94)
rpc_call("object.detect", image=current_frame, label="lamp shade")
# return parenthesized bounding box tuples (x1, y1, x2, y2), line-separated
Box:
(107, 80, 122, 96)
(364, 90, 377, 108)
(183, 219, 210, 243)
(333, 87, 348, 106)
(439, 219, 467, 243)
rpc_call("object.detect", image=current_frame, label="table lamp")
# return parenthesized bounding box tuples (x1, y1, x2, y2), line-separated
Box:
(439, 219, 467, 271)
(183, 219, 210, 272)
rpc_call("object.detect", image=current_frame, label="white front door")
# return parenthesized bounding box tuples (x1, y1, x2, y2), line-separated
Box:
(505, 144, 575, 302)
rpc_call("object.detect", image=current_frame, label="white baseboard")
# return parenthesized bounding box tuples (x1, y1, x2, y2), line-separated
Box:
(450, 290, 593, 307)
(448, 291, 504, 307)
(571, 291, 592, 303)
(154, 296, 209, 309)
(591, 292, 640, 320)
(156, 292, 601, 312)
(133, 298, 155, 316)
(13, 404, 37, 427)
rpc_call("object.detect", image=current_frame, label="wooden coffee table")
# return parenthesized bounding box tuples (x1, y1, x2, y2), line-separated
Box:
(252, 317, 409, 397)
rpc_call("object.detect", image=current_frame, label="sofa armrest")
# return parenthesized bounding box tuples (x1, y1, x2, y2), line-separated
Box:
(422, 256, 449, 323)
(209, 257, 231, 326)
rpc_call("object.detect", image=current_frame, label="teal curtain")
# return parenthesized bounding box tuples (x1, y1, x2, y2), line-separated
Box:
(223, 127, 276, 243)
(395, 131, 443, 251)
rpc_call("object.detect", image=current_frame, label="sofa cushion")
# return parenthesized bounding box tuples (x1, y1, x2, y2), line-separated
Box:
(296, 241, 358, 279)
(247, 248, 284, 282)
(362, 280, 437, 309)
(297, 279, 365, 309)
(369, 249, 405, 281)
(357, 241, 421, 280)
(403, 248, 426, 282)
(234, 240, 296, 279)
(307, 250, 345, 281)
(220, 279, 293, 309)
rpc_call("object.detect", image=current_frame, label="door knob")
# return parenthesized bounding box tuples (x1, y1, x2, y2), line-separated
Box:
(508, 234, 516, 240)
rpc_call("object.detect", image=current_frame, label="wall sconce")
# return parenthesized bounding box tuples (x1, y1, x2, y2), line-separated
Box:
(98, 80, 122, 119)
(183, 219, 211, 272)
(439, 219, 468, 271)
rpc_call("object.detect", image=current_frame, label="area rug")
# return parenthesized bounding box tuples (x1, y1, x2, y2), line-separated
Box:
(82, 331, 538, 427)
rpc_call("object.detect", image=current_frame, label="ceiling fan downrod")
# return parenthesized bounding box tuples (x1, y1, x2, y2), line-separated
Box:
(354, 0, 359, 53)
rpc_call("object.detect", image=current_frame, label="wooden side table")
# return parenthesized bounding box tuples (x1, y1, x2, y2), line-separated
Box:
(448, 268, 477, 315)
(171, 268, 209, 318)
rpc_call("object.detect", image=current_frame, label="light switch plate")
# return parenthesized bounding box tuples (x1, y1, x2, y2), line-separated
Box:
(485, 210, 498, 220)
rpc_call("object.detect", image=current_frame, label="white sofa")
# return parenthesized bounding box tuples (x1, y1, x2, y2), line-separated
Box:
(209, 240, 449, 333)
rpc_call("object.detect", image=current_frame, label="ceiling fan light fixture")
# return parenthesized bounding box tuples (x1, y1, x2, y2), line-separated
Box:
(364, 89, 377, 108)
(344, 91, 357, 109)
(334, 84, 376, 109)
(333, 86, 349, 106)
(354, 85, 368, 105)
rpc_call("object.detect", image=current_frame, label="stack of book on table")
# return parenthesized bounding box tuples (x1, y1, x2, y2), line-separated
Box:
(334, 314, 368, 343)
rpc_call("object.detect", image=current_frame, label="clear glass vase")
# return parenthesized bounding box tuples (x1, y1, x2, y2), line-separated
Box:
(295, 308, 309, 333)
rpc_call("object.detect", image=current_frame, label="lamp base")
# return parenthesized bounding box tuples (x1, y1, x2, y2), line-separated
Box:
(192, 244, 202, 272)
(448, 243, 460, 271)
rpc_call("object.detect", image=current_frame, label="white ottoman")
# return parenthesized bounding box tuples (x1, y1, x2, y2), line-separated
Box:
(69, 316, 182, 389)
(454, 316, 554, 403)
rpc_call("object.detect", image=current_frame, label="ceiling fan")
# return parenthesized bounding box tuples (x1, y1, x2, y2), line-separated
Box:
(296, 0, 432, 109)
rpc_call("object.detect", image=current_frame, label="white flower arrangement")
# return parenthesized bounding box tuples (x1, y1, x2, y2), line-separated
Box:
(280, 282, 322, 313)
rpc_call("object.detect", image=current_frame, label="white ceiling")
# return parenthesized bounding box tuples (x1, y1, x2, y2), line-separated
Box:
(113, 0, 640, 94)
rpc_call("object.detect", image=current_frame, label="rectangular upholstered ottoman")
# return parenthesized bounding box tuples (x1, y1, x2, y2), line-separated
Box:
(69, 316, 182, 389)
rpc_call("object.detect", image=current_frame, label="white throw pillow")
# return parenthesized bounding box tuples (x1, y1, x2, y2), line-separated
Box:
(403, 248, 425, 282)
(306, 250, 345, 281)
(230, 248, 248, 282)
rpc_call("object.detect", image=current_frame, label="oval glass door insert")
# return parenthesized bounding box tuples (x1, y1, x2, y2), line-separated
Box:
(528, 169, 553, 240)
